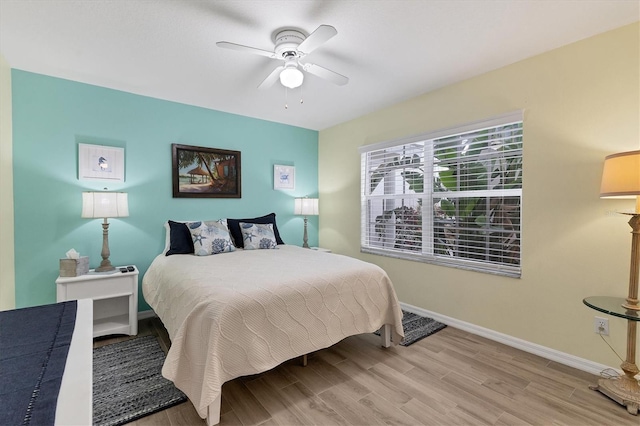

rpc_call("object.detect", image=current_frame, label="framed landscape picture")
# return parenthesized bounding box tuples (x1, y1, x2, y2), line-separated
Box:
(172, 144, 241, 198)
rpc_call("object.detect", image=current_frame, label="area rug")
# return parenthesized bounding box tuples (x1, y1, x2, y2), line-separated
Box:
(377, 310, 447, 346)
(93, 335, 187, 426)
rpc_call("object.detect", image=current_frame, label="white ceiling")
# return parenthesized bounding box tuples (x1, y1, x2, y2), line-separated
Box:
(1, 1, 638, 131)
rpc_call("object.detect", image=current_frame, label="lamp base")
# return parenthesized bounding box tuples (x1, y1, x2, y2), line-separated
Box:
(302, 216, 310, 248)
(590, 376, 640, 415)
(622, 214, 640, 311)
(95, 219, 115, 272)
(95, 259, 115, 272)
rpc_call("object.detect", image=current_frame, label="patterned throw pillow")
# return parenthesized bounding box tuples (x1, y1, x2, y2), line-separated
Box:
(226, 213, 284, 248)
(239, 222, 278, 250)
(187, 220, 236, 256)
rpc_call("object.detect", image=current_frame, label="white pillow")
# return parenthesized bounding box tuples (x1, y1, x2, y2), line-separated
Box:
(187, 220, 236, 256)
(239, 222, 278, 250)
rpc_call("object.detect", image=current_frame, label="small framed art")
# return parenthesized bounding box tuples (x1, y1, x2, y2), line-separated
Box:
(172, 144, 241, 198)
(274, 165, 295, 190)
(78, 143, 125, 182)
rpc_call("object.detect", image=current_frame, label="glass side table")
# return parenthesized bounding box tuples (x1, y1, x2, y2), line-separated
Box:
(583, 296, 640, 415)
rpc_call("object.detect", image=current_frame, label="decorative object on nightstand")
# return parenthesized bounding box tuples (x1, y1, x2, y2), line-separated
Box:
(56, 265, 139, 338)
(82, 190, 129, 272)
(587, 149, 640, 415)
(294, 197, 319, 248)
(59, 248, 89, 277)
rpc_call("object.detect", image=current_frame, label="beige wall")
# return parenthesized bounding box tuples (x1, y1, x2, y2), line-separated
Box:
(0, 53, 15, 310)
(319, 23, 640, 368)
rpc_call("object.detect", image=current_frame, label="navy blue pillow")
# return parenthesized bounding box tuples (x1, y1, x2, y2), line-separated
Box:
(227, 213, 284, 248)
(166, 220, 194, 256)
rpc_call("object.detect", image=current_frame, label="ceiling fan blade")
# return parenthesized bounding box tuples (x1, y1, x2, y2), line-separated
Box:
(297, 25, 337, 54)
(216, 41, 275, 58)
(302, 62, 349, 86)
(258, 65, 285, 89)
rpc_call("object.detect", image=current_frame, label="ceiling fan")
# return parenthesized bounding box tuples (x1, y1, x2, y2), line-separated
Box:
(216, 25, 349, 90)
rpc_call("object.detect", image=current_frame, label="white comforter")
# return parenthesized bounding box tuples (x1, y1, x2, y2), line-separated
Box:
(142, 245, 404, 418)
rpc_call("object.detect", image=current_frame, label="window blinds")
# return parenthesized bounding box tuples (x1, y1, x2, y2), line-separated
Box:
(360, 111, 523, 277)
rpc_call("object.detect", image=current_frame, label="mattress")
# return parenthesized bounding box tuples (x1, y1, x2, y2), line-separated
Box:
(142, 245, 404, 418)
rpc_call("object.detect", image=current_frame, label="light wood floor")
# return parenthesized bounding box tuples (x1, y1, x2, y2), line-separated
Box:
(95, 318, 638, 426)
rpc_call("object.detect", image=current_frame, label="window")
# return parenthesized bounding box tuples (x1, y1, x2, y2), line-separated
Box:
(360, 111, 523, 277)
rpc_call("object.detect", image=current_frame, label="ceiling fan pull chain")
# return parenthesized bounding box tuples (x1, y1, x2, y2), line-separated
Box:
(284, 87, 288, 109)
(300, 85, 304, 104)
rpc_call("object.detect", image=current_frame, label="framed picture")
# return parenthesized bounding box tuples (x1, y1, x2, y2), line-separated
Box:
(78, 143, 125, 182)
(274, 165, 295, 190)
(172, 144, 241, 198)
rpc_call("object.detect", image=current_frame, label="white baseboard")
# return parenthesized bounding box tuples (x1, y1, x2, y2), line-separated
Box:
(137, 309, 156, 320)
(400, 302, 616, 377)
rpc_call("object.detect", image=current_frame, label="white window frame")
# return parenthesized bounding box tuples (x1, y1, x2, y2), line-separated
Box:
(360, 111, 523, 278)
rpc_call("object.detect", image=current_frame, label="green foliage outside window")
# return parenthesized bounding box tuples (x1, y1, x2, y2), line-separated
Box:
(370, 123, 522, 266)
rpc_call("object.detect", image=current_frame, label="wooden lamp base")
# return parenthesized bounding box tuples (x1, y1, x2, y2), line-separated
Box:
(592, 213, 640, 415)
(95, 219, 115, 272)
(591, 375, 640, 415)
(622, 214, 640, 311)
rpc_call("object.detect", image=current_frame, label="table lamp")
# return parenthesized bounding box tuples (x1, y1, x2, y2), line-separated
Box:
(82, 191, 129, 272)
(600, 150, 640, 310)
(294, 197, 319, 248)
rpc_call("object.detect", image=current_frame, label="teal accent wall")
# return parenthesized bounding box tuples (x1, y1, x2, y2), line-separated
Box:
(12, 70, 318, 310)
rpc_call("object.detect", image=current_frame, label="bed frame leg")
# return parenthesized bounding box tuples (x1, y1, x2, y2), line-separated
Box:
(206, 395, 221, 426)
(301, 354, 308, 366)
(380, 324, 391, 348)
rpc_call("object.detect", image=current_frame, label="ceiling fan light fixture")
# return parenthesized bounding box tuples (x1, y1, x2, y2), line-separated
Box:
(279, 67, 304, 89)
(218, 25, 347, 90)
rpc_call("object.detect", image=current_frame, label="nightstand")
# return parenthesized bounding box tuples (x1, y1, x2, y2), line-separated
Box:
(56, 266, 139, 338)
(310, 247, 332, 253)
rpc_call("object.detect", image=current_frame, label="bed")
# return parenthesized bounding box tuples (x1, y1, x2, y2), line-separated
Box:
(0, 298, 93, 425)
(142, 222, 404, 426)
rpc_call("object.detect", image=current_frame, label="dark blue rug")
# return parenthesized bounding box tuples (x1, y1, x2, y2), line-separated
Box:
(377, 310, 447, 346)
(93, 335, 187, 426)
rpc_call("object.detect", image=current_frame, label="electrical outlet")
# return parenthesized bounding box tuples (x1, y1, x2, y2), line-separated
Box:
(594, 316, 609, 335)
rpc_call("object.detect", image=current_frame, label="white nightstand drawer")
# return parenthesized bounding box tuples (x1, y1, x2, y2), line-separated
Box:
(56, 267, 139, 338)
(61, 275, 134, 300)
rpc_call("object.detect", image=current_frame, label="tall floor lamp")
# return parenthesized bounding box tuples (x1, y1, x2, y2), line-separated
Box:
(82, 191, 129, 272)
(600, 150, 640, 310)
(294, 197, 319, 248)
(598, 150, 640, 412)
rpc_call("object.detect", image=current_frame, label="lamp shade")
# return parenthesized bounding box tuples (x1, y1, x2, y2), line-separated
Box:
(82, 192, 129, 218)
(294, 198, 319, 216)
(600, 150, 640, 198)
(280, 67, 304, 89)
